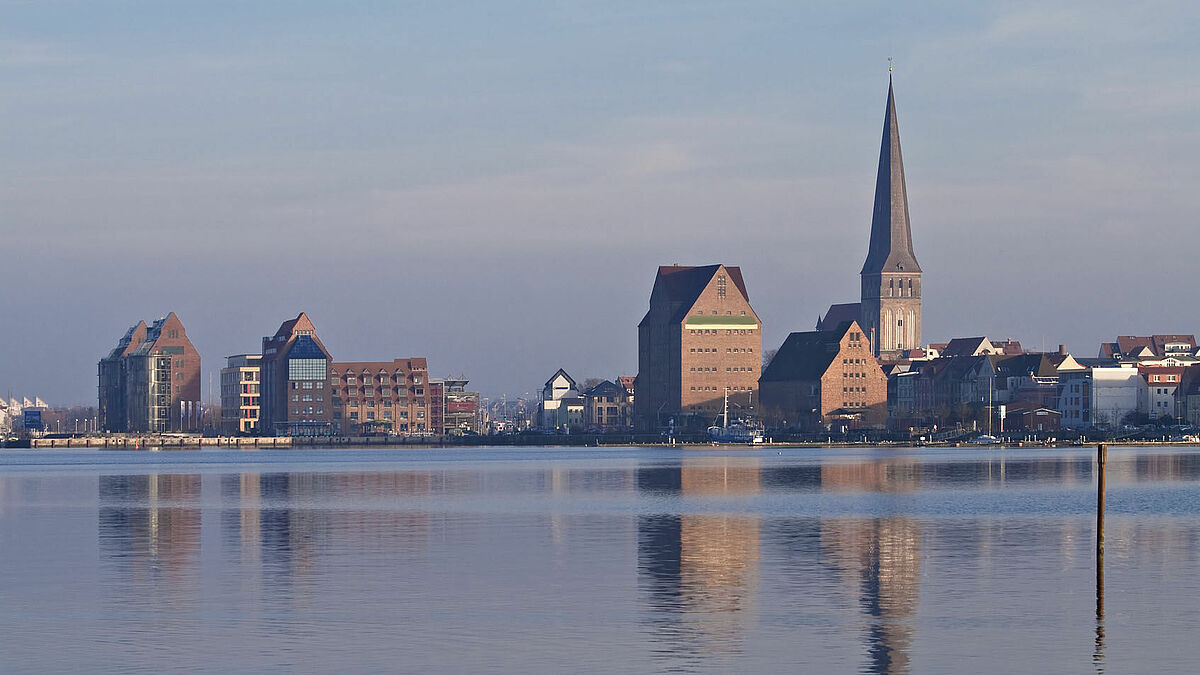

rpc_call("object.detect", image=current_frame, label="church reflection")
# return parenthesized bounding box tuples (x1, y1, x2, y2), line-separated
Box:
(819, 460, 922, 675)
(637, 458, 761, 660)
(635, 456, 924, 673)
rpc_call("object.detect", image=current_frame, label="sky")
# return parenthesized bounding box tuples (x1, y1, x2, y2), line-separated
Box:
(3, 1, 1199, 405)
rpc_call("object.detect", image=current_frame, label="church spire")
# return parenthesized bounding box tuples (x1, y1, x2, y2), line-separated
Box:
(861, 78, 920, 275)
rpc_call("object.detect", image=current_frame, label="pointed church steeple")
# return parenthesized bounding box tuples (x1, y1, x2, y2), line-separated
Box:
(861, 77, 920, 275)
(859, 77, 922, 358)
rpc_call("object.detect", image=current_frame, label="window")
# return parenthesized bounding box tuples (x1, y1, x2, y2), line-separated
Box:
(717, 275, 727, 299)
(288, 358, 326, 380)
(302, 381, 314, 389)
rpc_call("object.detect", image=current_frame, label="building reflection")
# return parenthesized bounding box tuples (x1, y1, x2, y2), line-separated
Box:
(813, 459, 922, 674)
(98, 474, 202, 586)
(637, 458, 761, 660)
(219, 471, 441, 606)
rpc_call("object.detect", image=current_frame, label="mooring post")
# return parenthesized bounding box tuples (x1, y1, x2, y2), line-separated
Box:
(1096, 443, 1107, 616)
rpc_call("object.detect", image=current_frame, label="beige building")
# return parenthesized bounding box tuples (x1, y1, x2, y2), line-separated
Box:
(220, 354, 261, 435)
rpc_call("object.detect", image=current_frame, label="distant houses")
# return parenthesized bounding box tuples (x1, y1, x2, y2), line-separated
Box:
(536, 368, 634, 433)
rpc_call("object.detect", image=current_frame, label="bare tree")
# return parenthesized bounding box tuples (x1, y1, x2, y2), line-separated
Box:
(762, 349, 779, 369)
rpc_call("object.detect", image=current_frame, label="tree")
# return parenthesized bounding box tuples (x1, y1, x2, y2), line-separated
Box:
(762, 349, 779, 369)
(581, 378, 606, 392)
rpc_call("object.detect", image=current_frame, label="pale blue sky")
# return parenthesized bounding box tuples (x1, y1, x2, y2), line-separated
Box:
(3, 1, 1199, 404)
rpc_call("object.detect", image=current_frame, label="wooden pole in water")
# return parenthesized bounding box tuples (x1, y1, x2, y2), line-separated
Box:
(1096, 443, 1107, 617)
(1094, 443, 1107, 665)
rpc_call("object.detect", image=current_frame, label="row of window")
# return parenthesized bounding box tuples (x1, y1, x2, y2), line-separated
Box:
(343, 410, 425, 420)
(689, 329, 756, 336)
(336, 399, 425, 408)
(842, 401, 868, 408)
(337, 387, 423, 396)
(690, 347, 755, 354)
(333, 375, 424, 385)
(843, 386, 867, 393)
(843, 371, 867, 378)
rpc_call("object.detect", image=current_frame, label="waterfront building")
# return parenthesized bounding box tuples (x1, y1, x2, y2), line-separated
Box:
(634, 264, 762, 431)
(219, 354, 261, 435)
(97, 313, 201, 432)
(1058, 362, 1144, 429)
(1181, 369, 1200, 425)
(583, 379, 633, 430)
(430, 377, 480, 435)
(1138, 365, 1188, 420)
(260, 313, 335, 436)
(539, 369, 584, 431)
(759, 320, 887, 430)
(329, 359, 433, 435)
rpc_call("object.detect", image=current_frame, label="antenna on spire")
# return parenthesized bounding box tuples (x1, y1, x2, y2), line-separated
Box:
(888, 56, 894, 73)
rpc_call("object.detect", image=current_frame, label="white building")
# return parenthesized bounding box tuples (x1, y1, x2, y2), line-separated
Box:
(539, 369, 584, 431)
(1059, 362, 1144, 429)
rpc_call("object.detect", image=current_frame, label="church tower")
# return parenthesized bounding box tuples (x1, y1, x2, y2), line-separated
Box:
(860, 77, 921, 359)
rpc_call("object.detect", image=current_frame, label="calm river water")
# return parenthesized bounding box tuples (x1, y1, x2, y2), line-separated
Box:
(1, 446, 1198, 674)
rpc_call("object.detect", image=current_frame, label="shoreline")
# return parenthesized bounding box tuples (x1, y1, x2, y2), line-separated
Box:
(9, 435, 1199, 450)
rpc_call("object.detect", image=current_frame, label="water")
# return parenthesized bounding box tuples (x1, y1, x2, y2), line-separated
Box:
(1, 446, 1198, 674)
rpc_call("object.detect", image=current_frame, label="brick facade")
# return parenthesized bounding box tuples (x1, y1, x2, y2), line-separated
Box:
(636, 264, 762, 430)
(759, 320, 887, 430)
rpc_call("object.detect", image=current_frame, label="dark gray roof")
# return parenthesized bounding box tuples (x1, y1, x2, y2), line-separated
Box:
(760, 321, 854, 382)
(817, 303, 861, 331)
(584, 380, 623, 397)
(638, 264, 750, 327)
(861, 78, 921, 275)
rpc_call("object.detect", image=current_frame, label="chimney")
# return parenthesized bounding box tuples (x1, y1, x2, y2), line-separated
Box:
(1058, 344, 1066, 355)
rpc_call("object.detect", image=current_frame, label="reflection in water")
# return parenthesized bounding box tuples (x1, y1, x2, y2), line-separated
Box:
(821, 517, 921, 675)
(637, 459, 761, 663)
(817, 461, 922, 674)
(98, 474, 202, 588)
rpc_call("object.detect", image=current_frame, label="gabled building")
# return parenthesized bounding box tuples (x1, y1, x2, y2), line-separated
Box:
(540, 369, 584, 431)
(939, 337, 998, 358)
(98, 313, 202, 432)
(330, 358, 432, 434)
(583, 380, 633, 430)
(759, 320, 886, 430)
(260, 313, 335, 436)
(1100, 335, 1197, 360)
(634, 264, 762, 431)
